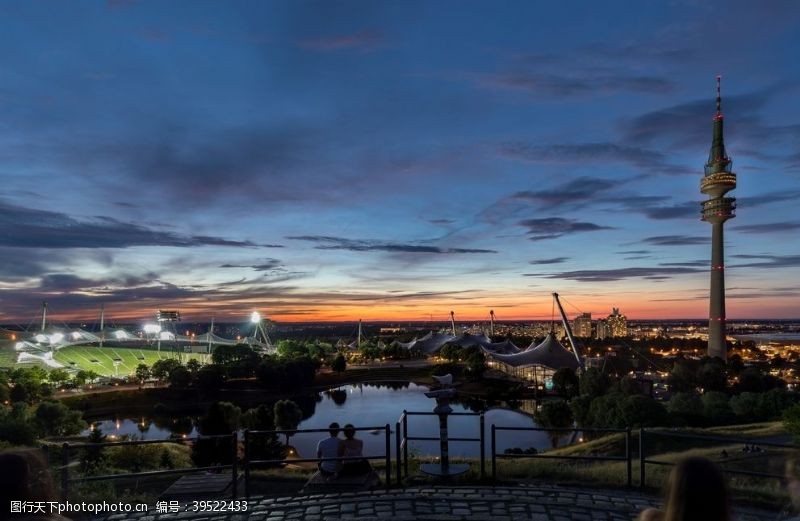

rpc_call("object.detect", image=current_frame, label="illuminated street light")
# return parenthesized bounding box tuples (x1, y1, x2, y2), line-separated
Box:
(250, 311, 261, 324)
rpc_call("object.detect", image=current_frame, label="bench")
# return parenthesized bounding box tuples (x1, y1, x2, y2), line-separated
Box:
(301, 470, 381, 494)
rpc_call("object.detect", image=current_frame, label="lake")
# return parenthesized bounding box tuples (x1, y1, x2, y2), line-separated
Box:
(85, 382, 568, 457)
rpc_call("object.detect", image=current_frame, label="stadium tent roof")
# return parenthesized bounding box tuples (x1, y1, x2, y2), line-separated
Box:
(391, 337, 418, 349)
(484, 332, 580, 370)
(415, 332, 457, 354)
(450, 333, 492, 349)
(482, 339, 521, 355)
(194, 332, 238, 346)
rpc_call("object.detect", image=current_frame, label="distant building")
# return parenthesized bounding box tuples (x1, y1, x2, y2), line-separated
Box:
(607, 308, 628, 337)
(573, 313, 592, 338)
(596, 319, 609, 340)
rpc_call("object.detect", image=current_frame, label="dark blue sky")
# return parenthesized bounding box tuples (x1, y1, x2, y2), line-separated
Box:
(2, 0, 799, 323)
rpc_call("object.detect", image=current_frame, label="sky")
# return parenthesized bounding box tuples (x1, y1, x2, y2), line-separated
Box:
(1, 0, 800, 325)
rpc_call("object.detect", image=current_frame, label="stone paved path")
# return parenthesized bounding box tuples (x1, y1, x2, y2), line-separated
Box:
(97, 485, 778, 520)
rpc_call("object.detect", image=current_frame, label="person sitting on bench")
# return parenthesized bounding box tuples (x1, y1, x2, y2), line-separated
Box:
(316, 422, 342, 478)
(340, 423, 371, 476)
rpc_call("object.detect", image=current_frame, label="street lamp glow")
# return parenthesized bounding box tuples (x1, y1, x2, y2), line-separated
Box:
(250, 311, 261, 324)
(143, 323, 161, 334)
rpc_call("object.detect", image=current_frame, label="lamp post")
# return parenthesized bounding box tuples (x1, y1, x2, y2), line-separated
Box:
(420, 374, 469, 478)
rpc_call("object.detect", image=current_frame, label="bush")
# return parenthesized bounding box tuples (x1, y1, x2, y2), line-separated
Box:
(701, 391, 734, 425)
(667, 392, 704, 426)
(783, 403, 800, 443)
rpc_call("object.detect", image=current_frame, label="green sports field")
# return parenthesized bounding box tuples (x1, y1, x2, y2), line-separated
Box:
(53, 345, 209, 377)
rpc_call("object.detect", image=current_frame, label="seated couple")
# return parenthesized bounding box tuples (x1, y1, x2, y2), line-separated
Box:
(316, 422, 372, 477)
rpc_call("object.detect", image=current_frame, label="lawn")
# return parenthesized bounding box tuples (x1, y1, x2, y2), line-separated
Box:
(53, 345, 209, 377)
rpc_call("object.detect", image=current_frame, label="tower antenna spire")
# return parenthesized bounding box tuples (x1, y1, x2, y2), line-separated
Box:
(716, 75, 722, 116)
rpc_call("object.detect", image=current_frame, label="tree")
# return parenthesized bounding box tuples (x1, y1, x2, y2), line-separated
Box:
(134, 364, 150, 387)
(667, 361, 697, 393)
(667, 392, 704, 426)
(737, 367, 766, 393)
(186, 359, 202, 375)
(465, 351, 486, 380)
(192, 401, 241, 467)
(727, 354, 745, 376)
(241, 405, 284, 463)
(552, 368, 579, 398)
(151, 359, 182, 382)
(534, 400, 574, 447)
(274, 399, 303, 445)
(730, 392, 762, 420)
(569, 395, 593, 428)
(196, 364, 225, 391)
(697, 358, 727, 392)
(48, 369, 70, 387)
(439, 344, 461, 362)
(34, 401, 86, 437)
(579, 368, 609, 398)
(702, 391, 734, 425)
(168, 366, 192, 388)
(617, 395, 667, 428)
(783, 403, 800, 443)
(332, 353, 346, 373)
(212, 344, 261, 377)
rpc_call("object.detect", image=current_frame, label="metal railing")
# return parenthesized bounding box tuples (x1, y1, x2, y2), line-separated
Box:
(243, 425, 392, 496)
(639, 429, 799, 488)
(396, 410, 485, 482)
(490, 426, 633, 487)
(48, 433, 238, 501)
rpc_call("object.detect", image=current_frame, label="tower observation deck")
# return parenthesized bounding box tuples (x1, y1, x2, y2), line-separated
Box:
(701, 77, 736, 360)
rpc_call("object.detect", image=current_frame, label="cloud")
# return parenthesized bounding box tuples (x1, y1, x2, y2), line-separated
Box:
(506, 176, 616, 208)
(659, 260, 708, 267)
(732, 222, 800, 234)
(219, 259, 284, 271)
(482, 73, 675, 97)
(0, 200, 262, 249)
(500, 143, 671, 172)
(730, 254, 800, 269)
(428, 218, 456, 225)
(538, 266, 703, 282)
(299, 30, 384, 51)
(285, 235, 497, 254)
(529, 257, 569, 265)
(518, 218, 613, 241)
(641, 235, 709, 246)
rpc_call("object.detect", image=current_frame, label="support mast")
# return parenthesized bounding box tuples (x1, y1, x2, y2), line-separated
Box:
(552, 292, 584, 371)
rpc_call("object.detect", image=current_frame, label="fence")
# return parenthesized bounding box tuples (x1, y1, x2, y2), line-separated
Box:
(396, 410, 485, 482)
(45, 417, 797, 500)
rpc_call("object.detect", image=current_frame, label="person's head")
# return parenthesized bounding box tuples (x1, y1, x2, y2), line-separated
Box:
(328, 422, 340, 437)
(343, 424, 356, 440)
(0, 449, 57, 507)
(663, 456, 730, 521)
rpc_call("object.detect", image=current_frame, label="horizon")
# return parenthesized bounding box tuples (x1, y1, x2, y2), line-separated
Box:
(2, 1, 800, 323)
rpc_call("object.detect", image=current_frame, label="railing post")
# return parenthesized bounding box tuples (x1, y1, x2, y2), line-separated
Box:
(479, 413, 485, 481)
(402, 411, 408, 478)
(639, 428, 645, 489)
(243, 429, 250, 498)
(491, 424, 497, 481)
(395, 422, 402, 485)
(231, 432, 238, 498)
(61, 443, 69, 501)
(626, 428, 632, 488)
(384, 424, 391, 489)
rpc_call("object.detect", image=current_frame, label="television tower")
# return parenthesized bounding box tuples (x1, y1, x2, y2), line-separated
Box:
(701, 77, 736, 360)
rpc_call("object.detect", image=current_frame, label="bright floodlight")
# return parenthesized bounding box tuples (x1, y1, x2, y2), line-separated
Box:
(35, 334, 47, 343)
(49, 333, 64, 344)
(143, 323, 161, 334)
(250, 311, 261, 323)
(71, 331, 82, 340)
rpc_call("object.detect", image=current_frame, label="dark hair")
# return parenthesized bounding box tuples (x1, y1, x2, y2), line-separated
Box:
(663, 457, 730, 521)
(0, 449, 57, 509)
(328, 422, 340, 437)
(343, 423, 356, 439)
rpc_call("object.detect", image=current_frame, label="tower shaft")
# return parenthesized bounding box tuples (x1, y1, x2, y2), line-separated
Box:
(708, 222, 726, 359)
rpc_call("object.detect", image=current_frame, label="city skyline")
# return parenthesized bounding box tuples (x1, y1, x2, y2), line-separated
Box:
(2, 1, 800, 323)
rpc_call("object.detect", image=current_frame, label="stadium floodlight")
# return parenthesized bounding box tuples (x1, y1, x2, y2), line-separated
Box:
(143, 323, 161, 334)
(71, 331, 82, 340)
(114, 330, 128, 339)
(35, 334, 47, 343)
(49, 333, 64, 344)
(250, 311, 261, 323)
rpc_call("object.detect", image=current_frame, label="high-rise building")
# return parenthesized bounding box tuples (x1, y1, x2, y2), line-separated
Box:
(573, 312, 592, 338)
(595, 319, 609, 340)
(701, 77, 736, 360)
(607, 308, 627, 337)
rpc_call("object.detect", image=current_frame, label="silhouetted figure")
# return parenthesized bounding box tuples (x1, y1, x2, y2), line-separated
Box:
(637, 456, 730, 521)
(0, 449, 70, 520)
(316, 422, 342, 477)
(720, 449, 728, 459)
(339, 423, 371, 476)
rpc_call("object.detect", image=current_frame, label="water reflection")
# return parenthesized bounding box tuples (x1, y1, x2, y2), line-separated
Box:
(83, 382, 558, 456)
